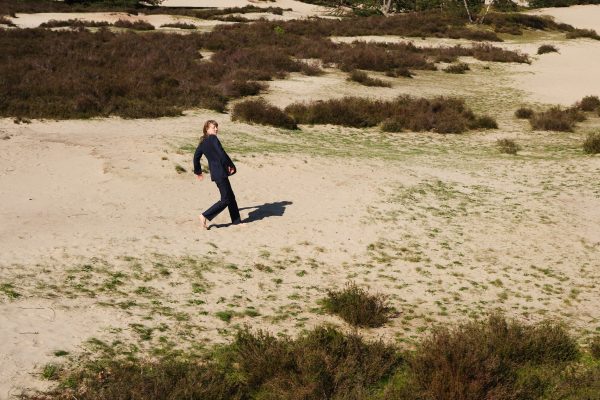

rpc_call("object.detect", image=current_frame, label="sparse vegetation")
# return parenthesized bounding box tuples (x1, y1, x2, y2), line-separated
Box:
(537, 44, 559, 54)
(583, 132, 600, 154)
(591, 336, 600, 359)
(232, 98, 298, 130)
(497, 138, 521, 155)
(322, 282, 394, 327)
(347, 70, 391, 87)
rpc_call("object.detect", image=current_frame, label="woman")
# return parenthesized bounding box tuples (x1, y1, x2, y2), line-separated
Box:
(193, 120, 241, 229)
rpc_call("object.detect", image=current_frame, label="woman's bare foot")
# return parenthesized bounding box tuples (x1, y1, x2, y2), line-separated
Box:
(198, 214, 208, 230)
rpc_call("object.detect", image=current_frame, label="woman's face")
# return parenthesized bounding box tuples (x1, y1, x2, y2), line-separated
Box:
(207, 123, 219, 135)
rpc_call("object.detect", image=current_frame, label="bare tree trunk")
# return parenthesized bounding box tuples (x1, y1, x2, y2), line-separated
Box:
(479, 0, 495, 24)
(381, 0, 393, 15)
(462, 0, 473, 23)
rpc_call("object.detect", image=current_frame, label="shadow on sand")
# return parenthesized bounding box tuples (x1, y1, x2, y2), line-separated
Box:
(209, 200, 292, 229)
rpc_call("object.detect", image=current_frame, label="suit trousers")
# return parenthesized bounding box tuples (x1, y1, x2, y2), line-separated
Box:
(203, 177, 240, 223)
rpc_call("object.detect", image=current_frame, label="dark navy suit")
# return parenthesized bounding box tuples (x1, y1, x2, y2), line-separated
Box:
(193, 135, 240, 223)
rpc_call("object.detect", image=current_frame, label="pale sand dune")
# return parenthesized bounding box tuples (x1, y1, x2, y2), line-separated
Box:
(2, 4, 600, 398)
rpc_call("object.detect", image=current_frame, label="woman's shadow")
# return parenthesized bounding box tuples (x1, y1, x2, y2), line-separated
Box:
(210, 200, 292, 228)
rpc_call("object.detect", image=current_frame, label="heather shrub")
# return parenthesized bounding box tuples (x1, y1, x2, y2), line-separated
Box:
(160, 22, 196, 29)
(232, 98, 298, 130)
(410, 315, 579, 400)
(515, 107, 534, 119)
(583, 132, 600, 154)
(347, 70, 392, 87)
(39, 19, 110, 28)
(114, 19, 154, 30)
(566, 28, 600, 40)
(0, 15, 16, 26)
(322, 282, 394, 328)
(497, 138, 520, 154)
(530, 106, 585, 131)
(286, 96, 496, 133)
(577, 95, 600, 111)
(537, 44, 559, 54)
(298, 60, 323, 76)
(443, 62, 469, 73)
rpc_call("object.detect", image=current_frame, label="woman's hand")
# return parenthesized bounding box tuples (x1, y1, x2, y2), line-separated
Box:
(228, 166, 236, 175)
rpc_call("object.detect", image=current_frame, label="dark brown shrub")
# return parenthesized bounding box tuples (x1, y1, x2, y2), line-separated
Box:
(583, 132, 600, 154)
(160, 22, 196, 29)
(515, 107, 534, 119)
(298, 60, 323, 76)
(537, 44, 559, 54)
(472, 43, 530, 63)
(287, 96, 494, 133)
(443, 62, 470, 73)
(411, 315, 579, 400)
(0, 15, 15, 26)
(578, 95, 600, 111)
(322, 282, 394, 328)
(114, 19, 154, 30)
(232, 98, 298, 130)
(220, 79, 266, 97)
(530, 106, 585, 131)
(347, 70, 392, 87)
(497, 138, 520, 154)
(39, 19, 110, 28)
(566, 28, 600, 40)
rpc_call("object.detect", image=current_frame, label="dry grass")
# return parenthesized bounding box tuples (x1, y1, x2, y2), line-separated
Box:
(347, 70, 392, 87)
(497, 138, 521, 155)
(322, 282, 394, 328)
(583, 132, 600, 154)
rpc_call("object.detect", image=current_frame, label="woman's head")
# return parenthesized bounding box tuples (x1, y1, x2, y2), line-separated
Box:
(201, 120, 218, 142)
(203, 120, 218, 135)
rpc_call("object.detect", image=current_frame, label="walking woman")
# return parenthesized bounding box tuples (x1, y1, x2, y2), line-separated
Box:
(193, 120, 241, 229)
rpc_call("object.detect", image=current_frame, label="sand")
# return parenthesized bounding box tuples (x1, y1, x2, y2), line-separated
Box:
(2, 3, 600, 399)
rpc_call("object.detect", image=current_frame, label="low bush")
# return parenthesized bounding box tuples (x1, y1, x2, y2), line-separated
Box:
(515, 107, 534, 119)
(195, 5, 287, 19)
(322, 282, 394, 328)
(410, 315, 579, 400)
(113, 19, 154, 30)
(0, 15, 15, 26)
(232, 98, 298, 130)
(347, 70, 391, 87)
(286, 96, 497, 133)
(298, 60, 323, 76)
(530, 106, 585, 131)
(566, 28, 600, 40)
(497, 138, 520, 154)
(583, 132, 600, 154)
(39, 19, 110, 28)
(577, 95, 600, 111)
(160, 22, 196, 29)
(537, 44, 559, 54)
(443, 62, 470, 73)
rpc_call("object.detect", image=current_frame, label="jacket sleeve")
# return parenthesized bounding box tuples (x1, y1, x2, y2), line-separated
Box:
(193, 142, 203, 175)
(213, 136, 236, 173)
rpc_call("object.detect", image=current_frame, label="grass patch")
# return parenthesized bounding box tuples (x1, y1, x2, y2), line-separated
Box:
(347, 69, 391, 87)
(497, 138, 520, 155)
(322, 282, 394, 328)
(0, 282, 21, 299)
(583, 132, 600, 154)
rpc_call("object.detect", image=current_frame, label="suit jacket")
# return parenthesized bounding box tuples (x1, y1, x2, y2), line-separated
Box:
(193, 135, 236, 182)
